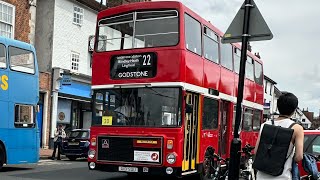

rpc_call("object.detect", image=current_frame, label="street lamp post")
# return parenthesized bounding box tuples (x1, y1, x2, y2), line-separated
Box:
(228, 0, 252, 179)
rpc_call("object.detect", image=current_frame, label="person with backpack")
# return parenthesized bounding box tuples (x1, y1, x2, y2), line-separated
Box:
(253, 92, 304, 179)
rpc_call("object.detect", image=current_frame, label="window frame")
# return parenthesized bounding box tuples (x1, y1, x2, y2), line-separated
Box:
(233, 47, 241, 74)
(184, 13, 202, 56)
(73, 5, 84, 26)
(254, 61, 263, 85)
(0, 1, 15, 39)
(306, 135, 320, 155)
(252, 109, 262, 131)
(97, 10, 180, 52)
(220, 43, 233, 71)
(71, 51, 80, 72)
(243, 107, 253, 131)
(14, 104, 36, 128)
(245, 56, 254, 81)
(0, 43, 6, 69)
(9, 46, 35, 74)
(203, 26, 219, 64)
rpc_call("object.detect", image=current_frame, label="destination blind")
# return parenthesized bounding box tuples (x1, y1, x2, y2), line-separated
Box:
(110, 52, 157, 79)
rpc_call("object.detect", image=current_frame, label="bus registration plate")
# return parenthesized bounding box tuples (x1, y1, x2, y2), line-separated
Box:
(118, 166, 138, 172)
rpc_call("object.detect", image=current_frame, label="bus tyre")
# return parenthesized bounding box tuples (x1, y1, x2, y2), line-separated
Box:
(0, 145, 5, 170)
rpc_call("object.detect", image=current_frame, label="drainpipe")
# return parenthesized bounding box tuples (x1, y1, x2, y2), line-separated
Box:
(28, 0, 37, 45)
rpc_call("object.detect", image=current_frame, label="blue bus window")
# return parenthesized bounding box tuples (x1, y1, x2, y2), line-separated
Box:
(14, 104, 35, 128)
(9, 46, 35, 74)
(0, 44, 5, 68)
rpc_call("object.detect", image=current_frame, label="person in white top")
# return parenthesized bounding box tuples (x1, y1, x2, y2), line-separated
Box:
(254, 92, 304, 180)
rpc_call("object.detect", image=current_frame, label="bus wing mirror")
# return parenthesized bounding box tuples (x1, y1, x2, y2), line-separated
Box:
(185, 104, 193, 114)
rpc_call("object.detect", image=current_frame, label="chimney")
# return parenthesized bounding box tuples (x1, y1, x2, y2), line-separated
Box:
(255, 52, 261, 59)
(248, 42, 252, 52)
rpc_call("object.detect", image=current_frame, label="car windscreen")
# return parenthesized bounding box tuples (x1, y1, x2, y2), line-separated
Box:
(68, 131, 89, 139)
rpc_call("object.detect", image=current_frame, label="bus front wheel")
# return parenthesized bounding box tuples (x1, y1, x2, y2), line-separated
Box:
(0, 145, 5, 170)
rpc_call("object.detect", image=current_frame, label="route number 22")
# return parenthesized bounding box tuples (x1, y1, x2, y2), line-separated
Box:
(143, 55, 151, 66)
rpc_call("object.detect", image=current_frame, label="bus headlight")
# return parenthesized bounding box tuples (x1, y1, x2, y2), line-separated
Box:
(166, 153, 176, 164)
(88, 149, 96, 159)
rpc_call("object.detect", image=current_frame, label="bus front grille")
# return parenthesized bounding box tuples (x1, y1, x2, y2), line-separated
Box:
(97, 136, 162, 165)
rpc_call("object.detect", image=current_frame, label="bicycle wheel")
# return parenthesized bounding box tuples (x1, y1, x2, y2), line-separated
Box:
(200, 157, 219, 180)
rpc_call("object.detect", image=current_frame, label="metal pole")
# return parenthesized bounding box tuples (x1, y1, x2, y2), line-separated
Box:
(228, 0, 252, 179)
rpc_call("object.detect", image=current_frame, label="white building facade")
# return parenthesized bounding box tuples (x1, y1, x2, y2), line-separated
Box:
(35, 0, 106, 147)
(263, 75, 277, 119)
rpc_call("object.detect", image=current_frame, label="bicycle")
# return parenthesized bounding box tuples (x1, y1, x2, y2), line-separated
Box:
(240, 144, 255, 180)
(202, 148, 229, 180)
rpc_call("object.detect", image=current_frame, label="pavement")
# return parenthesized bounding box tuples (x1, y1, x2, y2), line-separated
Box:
(39, 148, 54, 159)
(40, 148, 69, 160)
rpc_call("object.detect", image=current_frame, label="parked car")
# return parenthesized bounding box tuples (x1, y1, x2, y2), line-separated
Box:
(298, 130, 320, 177)
(61, 129, 90, 160)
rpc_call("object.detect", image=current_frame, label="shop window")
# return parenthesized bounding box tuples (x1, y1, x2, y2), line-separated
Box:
(202, 97, 219, 129)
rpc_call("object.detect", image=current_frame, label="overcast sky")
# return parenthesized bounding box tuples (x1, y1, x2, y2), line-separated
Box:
(168, 0, 320, 116)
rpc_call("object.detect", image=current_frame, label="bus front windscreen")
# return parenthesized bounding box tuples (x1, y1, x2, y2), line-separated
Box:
(97, 10, 179, 51)
(92, 87, 181, 127)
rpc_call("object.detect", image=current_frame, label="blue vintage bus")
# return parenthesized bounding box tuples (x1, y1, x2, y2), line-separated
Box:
(0, 37, 39, 169)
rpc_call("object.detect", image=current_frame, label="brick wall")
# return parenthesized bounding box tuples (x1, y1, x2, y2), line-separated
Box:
(39, 72, 51, 90)
(39, 72, 52, 148)
(2, 0, 31, 43)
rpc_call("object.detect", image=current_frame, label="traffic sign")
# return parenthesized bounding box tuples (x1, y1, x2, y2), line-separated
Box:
(222, 0, 273, 43)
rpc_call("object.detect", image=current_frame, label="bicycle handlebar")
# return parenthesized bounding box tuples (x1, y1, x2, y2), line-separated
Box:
(213, 153, 228, 163)
(241, 144, 255, 155)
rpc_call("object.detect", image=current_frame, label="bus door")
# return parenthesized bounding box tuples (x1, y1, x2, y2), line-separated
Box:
(219, 100, 230, 157)
(182, 92, 199, 172)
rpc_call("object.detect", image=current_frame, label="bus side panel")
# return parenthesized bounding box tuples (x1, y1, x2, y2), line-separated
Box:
(255, 84, 264, 106)
(8, 72, 38, 105)
(184, 52, 203, 87)
(0, 101, 9, 157)
(6, 102, 39, 164)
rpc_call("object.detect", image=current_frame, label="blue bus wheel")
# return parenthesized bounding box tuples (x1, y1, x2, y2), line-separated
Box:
(0, 145, 4, 170)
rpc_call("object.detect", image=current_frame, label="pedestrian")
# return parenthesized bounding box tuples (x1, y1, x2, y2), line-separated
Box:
(254, 92, 304, 179)
(51, 124, 66, 160)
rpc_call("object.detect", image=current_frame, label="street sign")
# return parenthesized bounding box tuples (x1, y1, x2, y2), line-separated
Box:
(222, 0, 273, 43)
(61, 72, 72, 86)
(224, 0, 273, 179)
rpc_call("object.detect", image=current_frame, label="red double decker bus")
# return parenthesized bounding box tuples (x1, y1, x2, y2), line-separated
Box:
(88, 1, 264, 178)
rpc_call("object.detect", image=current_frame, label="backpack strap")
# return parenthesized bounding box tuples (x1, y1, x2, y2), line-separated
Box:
(285, 122, 297, 159)
(289, 122, 297, 129)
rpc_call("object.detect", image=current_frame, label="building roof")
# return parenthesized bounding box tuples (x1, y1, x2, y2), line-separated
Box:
(264, 75, 277, 84)
(274, 86, 281, 97)
(75, 0, 108, 12)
